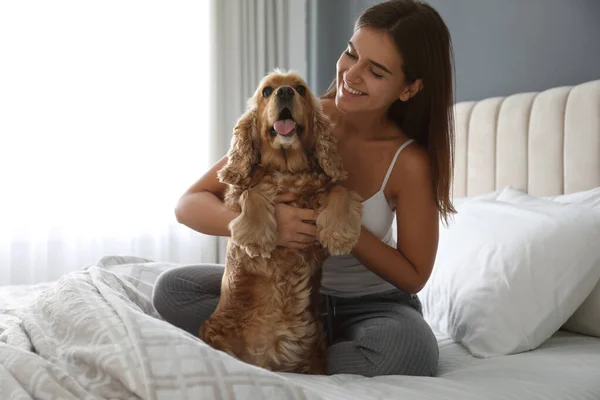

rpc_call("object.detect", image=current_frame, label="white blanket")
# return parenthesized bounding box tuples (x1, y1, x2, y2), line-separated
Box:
(1, 256, 600, 400)
(0, 258, 323, 399)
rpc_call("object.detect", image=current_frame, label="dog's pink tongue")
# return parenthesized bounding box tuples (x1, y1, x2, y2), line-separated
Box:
(274, 119, 296, 136)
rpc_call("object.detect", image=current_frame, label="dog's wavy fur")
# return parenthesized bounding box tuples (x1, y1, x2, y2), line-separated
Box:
(198, 70, 362, 374)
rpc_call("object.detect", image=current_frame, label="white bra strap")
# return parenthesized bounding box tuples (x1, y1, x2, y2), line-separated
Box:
(381, 139, 415, 190)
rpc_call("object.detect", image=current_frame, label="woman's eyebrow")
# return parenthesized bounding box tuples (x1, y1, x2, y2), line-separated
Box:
(348, 41, 393, 75)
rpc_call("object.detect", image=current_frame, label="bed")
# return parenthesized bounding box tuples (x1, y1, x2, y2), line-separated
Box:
(1, 79, 600, 399)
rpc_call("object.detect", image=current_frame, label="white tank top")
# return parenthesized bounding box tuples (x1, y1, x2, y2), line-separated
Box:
(320, 139, 415, 297)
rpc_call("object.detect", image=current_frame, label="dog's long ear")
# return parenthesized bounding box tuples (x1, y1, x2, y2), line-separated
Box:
(217, 107, 260, 188)
(312, 102, 347, 182)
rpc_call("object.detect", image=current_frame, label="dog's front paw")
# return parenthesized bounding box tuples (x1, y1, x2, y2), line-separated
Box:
(317, 189, 362, 256)
(317, 222, 359, 256)
(229, 212, 277, 258)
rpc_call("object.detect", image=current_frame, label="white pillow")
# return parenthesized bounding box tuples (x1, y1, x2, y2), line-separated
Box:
(500, 187, 600, 338)
(420, 188, 600, 358)
(451, 189, 502, 208)
(394, 190, 502, 242)
(544, 187, 600, 207)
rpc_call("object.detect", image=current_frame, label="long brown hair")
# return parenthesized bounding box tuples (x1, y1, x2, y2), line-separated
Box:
(322, 0, 457, 224)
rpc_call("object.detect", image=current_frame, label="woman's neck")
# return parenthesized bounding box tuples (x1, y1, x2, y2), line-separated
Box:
(337, 108, 391, 140)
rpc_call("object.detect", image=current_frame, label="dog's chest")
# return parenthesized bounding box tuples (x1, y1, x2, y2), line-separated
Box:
(271, 172, 329, 205)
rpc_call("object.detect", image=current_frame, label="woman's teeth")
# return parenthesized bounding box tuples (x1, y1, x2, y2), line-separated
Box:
(344, 82, 366, 95)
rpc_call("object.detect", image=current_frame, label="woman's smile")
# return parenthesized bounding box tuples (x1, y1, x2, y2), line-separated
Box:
(342, 81, 367, 96)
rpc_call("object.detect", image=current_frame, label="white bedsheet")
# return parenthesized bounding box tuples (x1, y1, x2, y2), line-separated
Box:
(283, 331, 600, 400)
(1, 256, 599, 400)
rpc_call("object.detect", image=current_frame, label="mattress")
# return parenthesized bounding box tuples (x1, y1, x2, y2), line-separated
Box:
(1, 257, 599, 400)
(283, 330, 600, 400)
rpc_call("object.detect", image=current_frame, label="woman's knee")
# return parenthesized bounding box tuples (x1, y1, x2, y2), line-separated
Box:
(375, 319, 439, 377)
(151, 267, 182, 316)
(151, 264, 224, 318)
(327, 316, 439, 377)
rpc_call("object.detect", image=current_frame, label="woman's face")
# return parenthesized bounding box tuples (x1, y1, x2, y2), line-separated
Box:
(335, 27, 417, 115)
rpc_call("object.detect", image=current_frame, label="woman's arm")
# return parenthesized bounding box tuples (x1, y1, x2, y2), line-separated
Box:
(175, 156, 238, 237)
(175, 155, 319, 248)
(351, 147, 439, 294)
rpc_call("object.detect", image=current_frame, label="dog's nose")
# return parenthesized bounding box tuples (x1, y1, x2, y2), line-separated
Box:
(276, 86, 295, 99)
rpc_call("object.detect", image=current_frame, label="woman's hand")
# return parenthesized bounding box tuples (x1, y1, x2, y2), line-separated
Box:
(274, 193, 318, 249)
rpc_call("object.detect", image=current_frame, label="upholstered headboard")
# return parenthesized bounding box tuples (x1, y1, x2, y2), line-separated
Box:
(452, 79, 600, 198)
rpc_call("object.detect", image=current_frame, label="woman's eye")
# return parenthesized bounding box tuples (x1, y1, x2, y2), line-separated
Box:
(370, 70, 383, 79)
(344, 49, 383, 79)
(262, 86, 273, 97)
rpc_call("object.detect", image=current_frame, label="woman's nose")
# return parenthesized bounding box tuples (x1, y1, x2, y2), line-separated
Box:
(344, 63, 363, 84)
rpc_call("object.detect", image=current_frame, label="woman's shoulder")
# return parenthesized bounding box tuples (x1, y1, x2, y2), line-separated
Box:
(397, 140, 431, 177)
(389, 138, 433, 197)
(383, 123, 432, 193)
(384, 120, 429, 168)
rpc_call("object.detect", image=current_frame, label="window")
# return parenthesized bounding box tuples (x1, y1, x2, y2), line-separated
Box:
(0, 1, 214, 285)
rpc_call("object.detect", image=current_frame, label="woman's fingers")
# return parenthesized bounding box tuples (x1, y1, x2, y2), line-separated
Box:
(275, 193, 298, 203)
(274, 194, 318, 220)
(272, 196, 320, 250)
(296, 232, 316, 243)
(300, 208, 318, 222)
(297, 222, 317, 237)
(279, 233, 320, 249)
(287, 240, 314, 250)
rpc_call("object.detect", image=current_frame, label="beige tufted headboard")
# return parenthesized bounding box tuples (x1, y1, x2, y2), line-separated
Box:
(452, 79, 600, 198)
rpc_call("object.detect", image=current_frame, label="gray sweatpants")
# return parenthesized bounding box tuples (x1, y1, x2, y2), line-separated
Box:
(152, 264, 439, 377)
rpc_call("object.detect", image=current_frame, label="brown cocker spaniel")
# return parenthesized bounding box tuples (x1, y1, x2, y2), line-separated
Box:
(199, 70, 362, 374)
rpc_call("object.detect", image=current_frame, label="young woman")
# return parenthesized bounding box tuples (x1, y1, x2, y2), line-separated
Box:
(153, 0, 456, 377)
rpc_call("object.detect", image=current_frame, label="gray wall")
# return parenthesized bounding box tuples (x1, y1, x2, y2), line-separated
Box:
(307, 0, 600, 102)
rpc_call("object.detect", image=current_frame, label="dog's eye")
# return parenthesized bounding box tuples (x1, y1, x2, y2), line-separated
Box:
(262, 86, 273, 98)
(296, 85, 306, 96)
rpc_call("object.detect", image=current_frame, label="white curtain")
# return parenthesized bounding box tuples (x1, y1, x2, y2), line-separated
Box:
(0, 0, 307, 286)
(0, 1, 217, 286)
